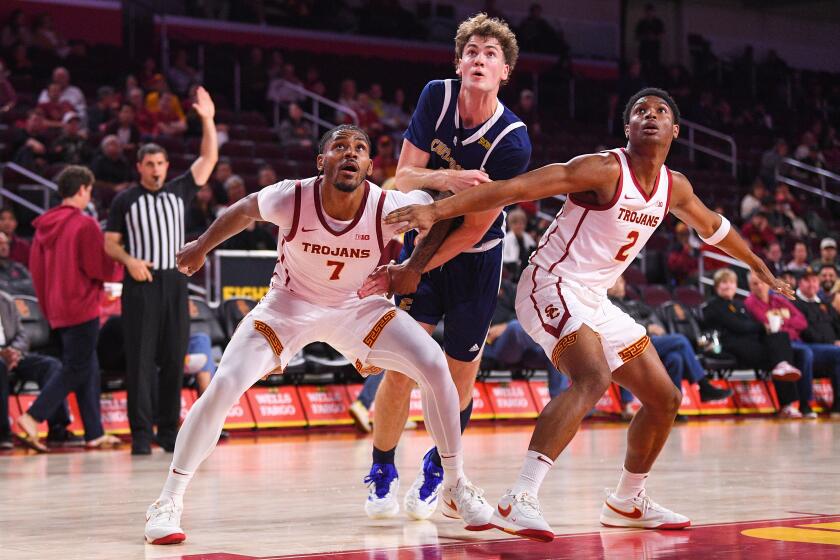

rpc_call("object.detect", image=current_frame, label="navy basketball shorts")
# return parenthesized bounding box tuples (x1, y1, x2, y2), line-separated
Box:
(395, 242, 503, 362)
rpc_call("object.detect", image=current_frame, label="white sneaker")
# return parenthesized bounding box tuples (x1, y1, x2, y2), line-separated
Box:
(440, 478, 494, 531)
(490, 490, 554, 542)
(144, 497, 186, 545)
(771, 361, 802, 382)
(779, 404, 803, 419)
(364, 463, 400, 519)
(404, 448, 443, 520)
(348, 401, 372, 433)
(600, 489, 690, 529)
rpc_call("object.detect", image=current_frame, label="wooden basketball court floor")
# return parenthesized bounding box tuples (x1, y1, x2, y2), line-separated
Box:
(2, 418, 840, 559)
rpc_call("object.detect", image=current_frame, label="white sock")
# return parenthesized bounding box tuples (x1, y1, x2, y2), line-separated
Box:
(439, 452, 465, 489)
(615, 467, 648, 499)
(159, 465, 193, 508)
(511, 450, 554, 497)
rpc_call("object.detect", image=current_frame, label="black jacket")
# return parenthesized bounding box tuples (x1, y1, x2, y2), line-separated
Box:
(702, 295, 763, 345)
(794, 298, 840, 344)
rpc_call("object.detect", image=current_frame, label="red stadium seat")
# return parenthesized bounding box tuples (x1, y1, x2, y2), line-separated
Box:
(642, 285, 672, 307)
(623, 265, 647, 287)
(674, 286, 705, 308)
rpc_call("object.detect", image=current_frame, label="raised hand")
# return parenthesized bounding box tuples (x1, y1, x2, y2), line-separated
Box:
(192, 86, 215, 121)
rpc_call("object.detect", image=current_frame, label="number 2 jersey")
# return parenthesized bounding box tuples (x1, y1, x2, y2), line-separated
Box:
(529, 148, 672, 291)
(257, 176, 433, 307)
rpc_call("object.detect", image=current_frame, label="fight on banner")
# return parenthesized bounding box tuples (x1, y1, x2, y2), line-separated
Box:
(213, 250, 277, 301)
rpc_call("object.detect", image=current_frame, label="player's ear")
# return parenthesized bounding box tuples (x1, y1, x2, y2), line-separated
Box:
(316, 154, 324, 172)
(672, 124, 680, 139)
(624, 124, 630, 139)
(501, 64, 510, 82)
(366, 160, 373, 177)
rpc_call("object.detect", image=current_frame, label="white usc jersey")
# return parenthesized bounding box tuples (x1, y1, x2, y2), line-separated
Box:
(257, 176, 432, 307)
(530, 148, 672, 290)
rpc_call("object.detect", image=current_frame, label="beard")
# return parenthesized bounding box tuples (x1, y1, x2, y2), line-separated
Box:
(334, 178, 361, 192)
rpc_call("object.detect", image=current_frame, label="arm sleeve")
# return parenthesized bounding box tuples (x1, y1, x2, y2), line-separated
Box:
(483, 129, 532, 180)
(256, 180, 297, 229)
(403, 81, 443, 153)
(105, 191, 127, 234)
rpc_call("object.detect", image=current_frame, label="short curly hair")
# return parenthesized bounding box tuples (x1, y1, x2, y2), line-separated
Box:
(454, 13, 519, 85)
(623, 87, 681, 126)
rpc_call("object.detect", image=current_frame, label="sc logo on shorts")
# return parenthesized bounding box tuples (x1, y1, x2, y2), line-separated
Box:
(545, 304, 560, 320)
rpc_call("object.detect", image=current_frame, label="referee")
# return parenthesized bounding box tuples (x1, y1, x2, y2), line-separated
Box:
(105, 87, 218, 455)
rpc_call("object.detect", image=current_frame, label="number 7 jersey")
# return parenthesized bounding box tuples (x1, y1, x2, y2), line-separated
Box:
(257, 176, 433, 307)
(529, 148, 672, 290)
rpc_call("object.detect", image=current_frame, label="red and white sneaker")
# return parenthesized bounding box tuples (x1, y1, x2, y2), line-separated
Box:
(779, 404, 803, 419)
(490, 490, 554, 542)
(600, 490, 690, 530)
(144, 498, 186, 544)
(440, 478, 494, 531)
(771, 361, 801, 382)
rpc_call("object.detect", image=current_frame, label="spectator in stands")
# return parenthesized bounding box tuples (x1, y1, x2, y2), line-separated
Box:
(795, 131, 825, 168)
(353, 91, 382, 134)
(371, 135, 398, 185)
(267, 63, 305, 107)
(768, 190, 808, 238)
(667, 222, 698, 285)
(266, 50, 285, 80)
(1, 10, 32, 49)
(168, 48, 201, 96)
(279, 102, 314, 149)
(811, 237, 838, 269)
(501, 207, 535, 282)
(224, 175, 247, 206)
(514, 89, 541, 136)
(337, 78, 358, 121)
(257, 165, 278, 187)
(517, 3, 565, 56)
(10, 44, 33, 78)
(609, 60, 646, 134)
(705, 269, 807, 417)
(793, 269, 840, 417)
(37, 67, 86, 122)
(31, 14, 69, 59)
(764, 242, 785, 277)
(87, 86, 118, 132)
(209, 157, 232, 205)
(368, 82, 385, 120)
(787, 241, 810, 272)
(105, 103, 142, 152)
(50, 112, 92, 165)
(818, 264, 838, 302)
(0, 59, 17, 115)
(608, 276, 733, 405)
(222, 220, 275, 251)
(0, 208, 31, 268)
(831, 289, 840, 315)
(740, 180, 767, 220)
(91, 135, 132, 195)
(483, 278, 570, 399)
(381, 88, 410, 133)
(635, 3, 665, 73)
(23, 166, 121, 450)
(741, 211, 776, 256)
(184, 332, 216, 397)
(241, 46, 268, 111)
(0, 289, 71, 451)
(152, 91, 187, 137)
(12, 109, 49, 172)
(139, 56, 159, 90)
(38, 82, 75, 128)
(187, 184, 216, 239)
(0, 232, 34, 296)
(759, 139, 789, 188)
(104, 87, 218, 455)
(126, 87, 156, 137)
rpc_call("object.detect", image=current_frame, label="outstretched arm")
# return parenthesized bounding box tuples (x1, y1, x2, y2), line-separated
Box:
(668, 171, 794, 299)
(176, 193, 262, 275)
(188, 87, 219, 186)
(384, 153, 618, 236)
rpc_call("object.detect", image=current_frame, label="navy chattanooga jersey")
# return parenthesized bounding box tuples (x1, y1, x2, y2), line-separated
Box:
(403, 79, 532, 248)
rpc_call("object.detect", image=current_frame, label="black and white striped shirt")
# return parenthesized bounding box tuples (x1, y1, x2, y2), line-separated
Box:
(106, 172, 196, 270)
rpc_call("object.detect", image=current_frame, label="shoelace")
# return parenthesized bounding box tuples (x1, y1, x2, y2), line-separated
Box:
(418, 462, 443, 500)
(458, 481, 488, 512)
(514, 492, 542, 517)
(151, 501, 178, 524)
(364, 468, 396, 499)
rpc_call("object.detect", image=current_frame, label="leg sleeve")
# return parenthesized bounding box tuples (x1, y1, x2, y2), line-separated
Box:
(365, 310, 462, 460)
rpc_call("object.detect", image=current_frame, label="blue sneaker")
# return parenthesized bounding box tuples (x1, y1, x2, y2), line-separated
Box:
(404, 448, 444, 520)
(364, 463, 399, 519)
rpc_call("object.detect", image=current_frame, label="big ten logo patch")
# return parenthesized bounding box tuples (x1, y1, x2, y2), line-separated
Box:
(355, 234, 370, 241)
(545, 304, 560, 320)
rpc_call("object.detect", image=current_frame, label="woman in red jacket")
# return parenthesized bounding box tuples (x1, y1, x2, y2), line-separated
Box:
(16, 165, 121, 449)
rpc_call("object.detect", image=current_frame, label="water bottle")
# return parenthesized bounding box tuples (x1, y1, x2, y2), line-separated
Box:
(711, 330, 722, 355)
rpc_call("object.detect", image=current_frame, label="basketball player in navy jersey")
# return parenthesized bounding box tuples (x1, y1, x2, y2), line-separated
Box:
(385, 88, 792, 540)
(358, 13, 531, 521)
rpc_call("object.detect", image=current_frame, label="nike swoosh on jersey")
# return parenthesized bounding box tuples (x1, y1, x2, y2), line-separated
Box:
(301, 227, 318, 232)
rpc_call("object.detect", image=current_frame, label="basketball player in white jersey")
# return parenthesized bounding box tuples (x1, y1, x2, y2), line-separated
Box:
(384, 88, 794, 541)
(143, 125, 493, 544)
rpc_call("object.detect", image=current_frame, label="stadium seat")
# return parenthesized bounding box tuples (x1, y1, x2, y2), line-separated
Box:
(623, 265, 647, 287)
(674, 286, 705, 307)
(641, 284, 671, 307)
(220, 297, 256, 338)
(188, 296, 226, 347)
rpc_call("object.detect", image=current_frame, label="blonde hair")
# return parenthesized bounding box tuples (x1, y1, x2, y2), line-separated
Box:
(454, 13, 519, 84)
(713, 268, 737, 289)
